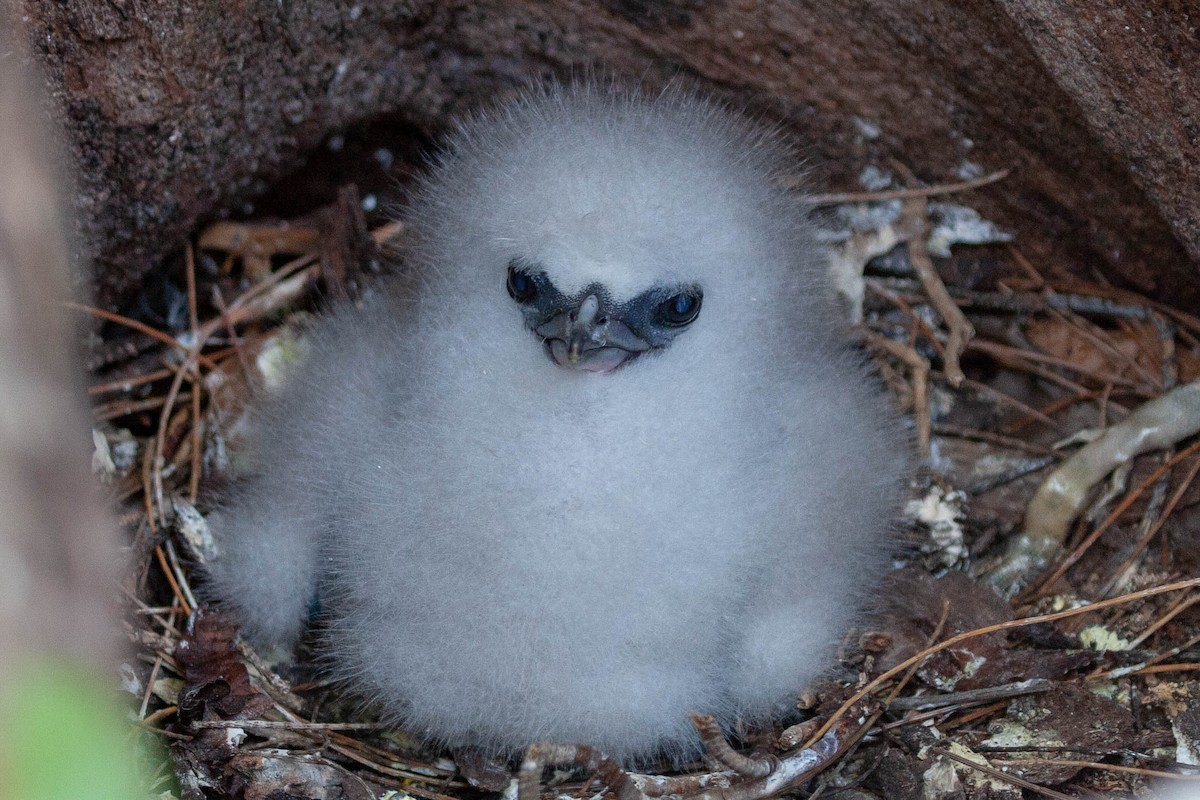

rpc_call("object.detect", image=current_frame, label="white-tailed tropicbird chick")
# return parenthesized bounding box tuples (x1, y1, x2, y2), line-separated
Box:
(207, 84, 907, 763)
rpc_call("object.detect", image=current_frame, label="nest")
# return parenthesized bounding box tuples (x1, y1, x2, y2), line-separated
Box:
(88, 159, 1200, 799)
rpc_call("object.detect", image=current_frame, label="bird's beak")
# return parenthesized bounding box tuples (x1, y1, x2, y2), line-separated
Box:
(535, 294, 650, 373)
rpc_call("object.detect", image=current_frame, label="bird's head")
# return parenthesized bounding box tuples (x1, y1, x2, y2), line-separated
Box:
(504, 258, 702, 373)
(410, 85, 823, 376)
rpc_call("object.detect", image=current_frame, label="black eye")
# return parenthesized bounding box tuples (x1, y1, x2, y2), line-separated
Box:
(506, 265, 538, 303)
(655, 290, 703, 327)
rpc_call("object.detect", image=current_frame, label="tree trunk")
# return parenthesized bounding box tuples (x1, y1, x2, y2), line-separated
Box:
(19, 0, 1200, 311)
(0, 0, 121, 683)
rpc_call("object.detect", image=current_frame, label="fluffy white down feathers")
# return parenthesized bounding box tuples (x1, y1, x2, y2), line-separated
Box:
(207, 84, 906, 763)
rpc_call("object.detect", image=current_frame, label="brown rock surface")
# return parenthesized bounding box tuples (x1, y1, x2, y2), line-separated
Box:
(16, 0, 1200, 311)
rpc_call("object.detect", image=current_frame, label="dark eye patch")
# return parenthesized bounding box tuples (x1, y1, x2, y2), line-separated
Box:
(504, 257, 703, 353)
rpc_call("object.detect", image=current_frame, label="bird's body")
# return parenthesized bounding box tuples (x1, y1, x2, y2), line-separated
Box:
(207, 85, 905, 763)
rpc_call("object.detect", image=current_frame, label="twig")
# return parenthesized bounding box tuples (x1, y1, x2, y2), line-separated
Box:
(900, 196, 974, 386)
(265, 702, 458, 788)
(120, 586, 184, 641)
(189, 379, 202, 501)
(92, 395, 170, 421)
(64, 301, 219, 371)
(163, 539, 197, 613)
(88, 367, 176, 395)
(1152, 311, 1179, 390)
(1101, 450, 1200, 597)
(220, 253, 319, 323)
(185, 244, 203, 502)
(320, 740, 463, 800)
(1092, 631, 1200, 680)
(887, 678, 1053, 711)
(886, 601, 951, 707)
(874, 602, 954, 728)
(1120, 662, 1200, 677)
(931, 423, 1057, 457)
(153, 545, 192, 615)
(152, 354, 195, 528)
(929, 747, 1075, 800)
(968, 339, 1142, 391)
(797, 169, 1010, 205)
(1008, 245, 1047, 288)
(138, 705, 179, 727)
(962, 455, 1059, 496)
(1004, 390, 1111, 436)
(370, 219, 407, 246)
(191, 719, 384, 731)
(866, 279, 948, 357)
(938, 699, 1010, 731)
(131, 709, 191, 740)
(805, 578, 1200, 749)
(1022, 432, 1200, 599)
(987, 757, 1200, 783)
(863, 332, 931, 454)
(138, 654, 164, 720)
(1043, 300, 1158, 388)
(212, 286, 253, 386)
(977, 343, 1112, 405)
(946, 374, 1061, 431)
(1125, 591, 1200, 651)
(872, 276, 1152, 321)
(1014, 277, 1200, 339)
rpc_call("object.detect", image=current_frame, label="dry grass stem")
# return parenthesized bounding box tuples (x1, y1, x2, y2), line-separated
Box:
(797, 168, 1009, 203)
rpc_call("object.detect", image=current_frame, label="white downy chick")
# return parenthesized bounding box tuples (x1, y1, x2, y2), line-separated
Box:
(207, 84, 906, 763)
